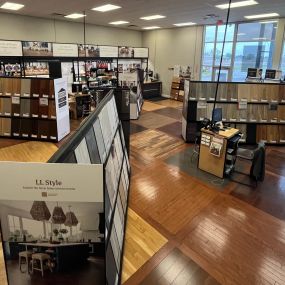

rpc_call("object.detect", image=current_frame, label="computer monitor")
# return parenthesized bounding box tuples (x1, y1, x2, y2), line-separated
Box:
(212, 108, 222, 123)
(72, 82, 83, 93)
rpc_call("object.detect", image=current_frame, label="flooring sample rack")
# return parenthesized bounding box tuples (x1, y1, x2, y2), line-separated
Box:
(182, 80, 285, 144)
(49, 90, 131, 285)
(0, 77, 70, 142)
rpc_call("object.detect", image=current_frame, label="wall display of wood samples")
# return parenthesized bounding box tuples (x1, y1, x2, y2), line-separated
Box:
(170, 77, 185, 101)
(0, 77, 69, 141)
(183, 80, 285, 144)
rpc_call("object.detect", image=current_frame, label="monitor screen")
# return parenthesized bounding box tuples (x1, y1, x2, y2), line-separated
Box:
(72, 83, 83, 93)
(213, 108, 222, 122)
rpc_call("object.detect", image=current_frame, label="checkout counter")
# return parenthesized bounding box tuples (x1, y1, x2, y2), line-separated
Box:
(198, 127, 241, 178)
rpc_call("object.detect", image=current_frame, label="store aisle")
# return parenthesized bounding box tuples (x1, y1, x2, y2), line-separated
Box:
(122, 99, 285, 285)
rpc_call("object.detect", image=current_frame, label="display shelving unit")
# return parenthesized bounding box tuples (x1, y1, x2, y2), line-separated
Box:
(182, 80, 285, 144)
(0, 76, 70, 141)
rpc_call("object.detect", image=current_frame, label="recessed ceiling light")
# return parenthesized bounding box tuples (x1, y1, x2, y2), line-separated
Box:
(237, 33, 246, 36)
(140, 15, 166, 21)
(92, 4, 121, 12)
(252, 37, 267, 40)
(259, 20, 278, 24)
(64, 13, 86, 19)
(109, 20, 129, 25)
(174, 22, 196, 27)
(216, 0, 258, 9)
(0, 2, 24, 10)
(143, 26, 161, 30)
(245, 13, 279, 19)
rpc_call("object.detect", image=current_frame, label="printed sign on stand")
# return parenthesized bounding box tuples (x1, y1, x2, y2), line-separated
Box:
(0, 162, 104, 284)
(54, 77, 70, 141)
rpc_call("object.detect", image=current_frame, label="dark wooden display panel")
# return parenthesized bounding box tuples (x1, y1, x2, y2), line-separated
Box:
(0, 77, 58, 141)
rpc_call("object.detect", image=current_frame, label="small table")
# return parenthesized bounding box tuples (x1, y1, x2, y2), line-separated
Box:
(198, 128, 240, 178)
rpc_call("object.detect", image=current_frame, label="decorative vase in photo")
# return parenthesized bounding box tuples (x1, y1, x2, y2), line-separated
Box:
(22, 41, 53, 57)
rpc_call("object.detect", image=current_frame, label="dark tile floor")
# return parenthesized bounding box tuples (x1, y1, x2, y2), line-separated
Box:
(6, 258, 105, 285)
(140, 248, 219, 285)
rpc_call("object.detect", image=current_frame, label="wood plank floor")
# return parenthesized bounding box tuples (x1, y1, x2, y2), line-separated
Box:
(0, 243, 8, 285)
(0, 141, 58, 162)
(125, 99, 285, 285)
(121, 209, 168, 283)
(1, 99, 285, 285)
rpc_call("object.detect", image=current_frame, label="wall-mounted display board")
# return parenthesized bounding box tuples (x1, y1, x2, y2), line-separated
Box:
(134, 48, 149, 58)
(22, 41, 53, 57)
(0, 162, 104, 283)
(79, 45, 119, 58)
(48, 90, 131, 285)
(182, 80, 285, 144)
(119, 47, 149, 59)
(0, 77, 70, 141)
(0, 39, 148, 59)
(118, 46, 134, 58)
(0, 40, 22, 57)
(53, 43, 78, 57)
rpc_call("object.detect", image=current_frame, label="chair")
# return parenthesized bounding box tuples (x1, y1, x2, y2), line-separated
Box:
(191, 118, 211, 161)
(81, 95, 92, 117)
(31, 253, 52, 277)
(230, 141, 266, 187)
(19, 251, 33, 273)
(191, 131, 201, 161)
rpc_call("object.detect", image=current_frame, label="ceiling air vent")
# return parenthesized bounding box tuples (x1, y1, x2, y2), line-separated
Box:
(128, 25, 139, 28)
(50, 13, 66, 17)
(203, 14, 219, 20)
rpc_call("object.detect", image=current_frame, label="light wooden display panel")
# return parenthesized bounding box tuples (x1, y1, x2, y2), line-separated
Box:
(198, 132, 227, 178)
(186, 80, 285, 145)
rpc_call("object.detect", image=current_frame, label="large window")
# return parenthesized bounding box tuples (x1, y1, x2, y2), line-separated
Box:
(8, 215, 21, 237)
(22, 218, 45, 239)
(232, 22, 277, 81)
(201, 24, 235, 81)
(201, 21, 277, 82)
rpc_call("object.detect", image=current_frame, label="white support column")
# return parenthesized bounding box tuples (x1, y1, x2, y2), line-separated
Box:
(273, 18, 285, 69)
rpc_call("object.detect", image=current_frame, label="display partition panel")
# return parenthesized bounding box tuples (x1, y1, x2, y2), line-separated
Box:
(48, 89, 131, 284)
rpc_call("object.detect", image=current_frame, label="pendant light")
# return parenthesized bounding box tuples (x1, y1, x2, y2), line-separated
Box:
(64, 206, 78, 227)
(30, 201, 51, 221)
(51, 203, 66, 224)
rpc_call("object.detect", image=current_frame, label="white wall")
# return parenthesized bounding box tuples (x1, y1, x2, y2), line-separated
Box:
(0, 13, 142, 46)
(142, 26, 203, 97)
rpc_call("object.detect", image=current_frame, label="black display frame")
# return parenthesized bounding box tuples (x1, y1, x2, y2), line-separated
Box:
(48, 89, 131, 285)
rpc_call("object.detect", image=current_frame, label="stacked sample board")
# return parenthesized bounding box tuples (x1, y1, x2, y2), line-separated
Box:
(182, 80, 285, 144)
(170, 77, 185, 102)
(48, 90, 130, 285)
(0, 77, 70, 141)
